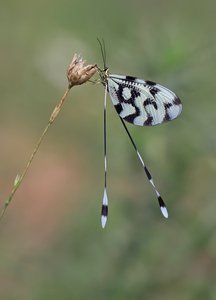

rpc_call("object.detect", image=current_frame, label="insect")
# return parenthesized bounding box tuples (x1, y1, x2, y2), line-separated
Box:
(96, 40, 182, 228)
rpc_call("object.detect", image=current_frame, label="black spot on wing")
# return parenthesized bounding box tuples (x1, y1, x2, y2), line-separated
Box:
(173, 97, 181, 105)
(144, 166, 152, 180)
(115, 103, 123, 114)
(144, 98, 158, 110)
(144, 116, 153, 126)
(144, 98, 152, 106)
(164, 102, 173, 109)
(123, 114, 136, 123)
(163, 112, 171, 122)
(145, 80, 156, 86)
(126, 75, 136, 82)
(158, 196, 166, 208)
(149, 86, 159, 96)
(153, 102, 158, 110)
(123, 105, 141, 124)
(101, 205, 108, 217)
(116, 83, 141, 104)
(131, 87, 141, 99)
(163, 102, 172, 122)
(116, 85, 126, 103)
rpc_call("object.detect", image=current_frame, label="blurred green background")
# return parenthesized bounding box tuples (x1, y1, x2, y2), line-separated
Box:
(0, 0, 216, 299)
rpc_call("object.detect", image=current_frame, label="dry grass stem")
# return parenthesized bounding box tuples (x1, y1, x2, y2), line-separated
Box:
(0, 54, 97, 221)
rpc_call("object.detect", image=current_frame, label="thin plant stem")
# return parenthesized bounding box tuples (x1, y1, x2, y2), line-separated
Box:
(0, 86, 71, 220)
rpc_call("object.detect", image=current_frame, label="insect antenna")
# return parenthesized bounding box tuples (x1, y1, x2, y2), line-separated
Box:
(101, 84, 108, 228)
(119, 118, 168, 218)
(97, 38, 107, 70)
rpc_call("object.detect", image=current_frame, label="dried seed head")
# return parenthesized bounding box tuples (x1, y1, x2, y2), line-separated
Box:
(67, 53, 97, 88)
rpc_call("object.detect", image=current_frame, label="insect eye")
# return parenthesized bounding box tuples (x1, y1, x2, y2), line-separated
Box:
(104, 67, 109, 75)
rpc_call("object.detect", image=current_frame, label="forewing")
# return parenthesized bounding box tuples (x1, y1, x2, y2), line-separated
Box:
(107, 74, 182, 126)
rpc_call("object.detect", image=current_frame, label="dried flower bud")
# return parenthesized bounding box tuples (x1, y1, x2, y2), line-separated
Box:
(67, 53, 97, 88)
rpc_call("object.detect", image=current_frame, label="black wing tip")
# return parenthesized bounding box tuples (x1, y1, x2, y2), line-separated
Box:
(158, 196, 169, 218)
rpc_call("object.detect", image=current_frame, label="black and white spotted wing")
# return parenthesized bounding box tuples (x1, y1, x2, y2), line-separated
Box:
(107, 74, 182, 126)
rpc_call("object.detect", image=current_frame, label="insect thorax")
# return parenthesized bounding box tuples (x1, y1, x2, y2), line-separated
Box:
(97, 67, 110, 86)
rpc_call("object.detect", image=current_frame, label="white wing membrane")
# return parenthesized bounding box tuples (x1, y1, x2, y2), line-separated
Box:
(107, 74, 182, 126)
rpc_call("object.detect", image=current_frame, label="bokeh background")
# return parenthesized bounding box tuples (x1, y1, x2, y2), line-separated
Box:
(0, 0, 216, 299)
